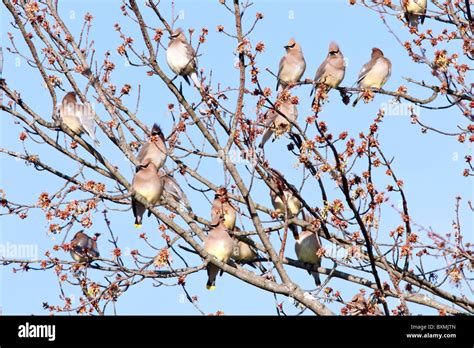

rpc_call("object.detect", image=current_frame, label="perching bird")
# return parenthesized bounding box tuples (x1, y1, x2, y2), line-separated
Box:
(210, 187, 236, 231)
(401, 0, 427, 29)
(59, 92, 98, 144)
(346, 292, 383, 316)
(230, 229, 268, 273)
(70, 231, 99, 263)
(166, 28, 200, 87)
(204, 221, 234, 290)
(160, 169, 191, 213)
(352, 48, 392, 107)
(269, 169, 301, 238)
(311, 41, 346, 94)
(276, 38, 306, 92)
(131, 160, 163, 228)
(269, 171, 301, 219)
(231, 228, 257, 263)
(232, 239, 257, 263)
(259, 97, 298, 148)
(295, 230, 322, 286)
(136, 124, 167, 170)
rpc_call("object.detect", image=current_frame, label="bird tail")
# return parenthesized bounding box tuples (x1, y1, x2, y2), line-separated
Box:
(259, 128, 273, 149)
(190, 72, 201, 89)
(182, 74, 191, 85)
(352, 93, 362, 107)
(206, 282, 216, 291)
(290, 223, 299, 240)
(206, 264, 218, 290)
(311, 271, 321, 286)
(132, 198, 144, 228)
(405, 13, 419, 29)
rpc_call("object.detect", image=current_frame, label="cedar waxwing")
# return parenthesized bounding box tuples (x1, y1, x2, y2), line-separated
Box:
(160, 169, 191, 212)
(269, 170, 301, 238)
(231, 227, 257, 263)
(260, 97, 298, 148)
(311, 41, 346, 93)
(59, 92, 98, 144)
(401, 0, 427, 29)
(166, 28, 200, 87)
(136, 124, 167, 170)
(204, 221, 234, 290)
(352, 48, 392, 107)
(295, 230, 322, 286)
(346, 292, 383, 316)
(70, 231, 99, 263)
(276, 38, 306, 91)
(131, 160, 163, 228)
(230, 228, 268, 273)
(210, 187, 236, 231)
(269, 171, 301, 218)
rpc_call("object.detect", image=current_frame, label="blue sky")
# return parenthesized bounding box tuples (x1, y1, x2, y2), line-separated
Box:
(0, 0, 472, 315)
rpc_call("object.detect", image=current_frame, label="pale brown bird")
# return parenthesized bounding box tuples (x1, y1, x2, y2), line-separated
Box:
(269, 169, 301, 238)
(160, 169, 191, 212)
(231, 230, 268, 273)
(260, 97, 298, 148)
(136, 124, 167, 170)
(346, 292, 383, 316)
(352, 48, 392, 107)
(269, 171, 301, 218)
(166, 28, 200, 86)
(401, 0, 427, 29)
(276, 38, 306, 91)
(204, 221, 234, 290)
(210, 187, 236, 231)
(59, 92, 98, 144)
(131, 160, 163, 228)
(231, 228, 257, 263)
(311, 41, 346, 93)
(295, 230, 322, 286)
(70, 231, 99, 263)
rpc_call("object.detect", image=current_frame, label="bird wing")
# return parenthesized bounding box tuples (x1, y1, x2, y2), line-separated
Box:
(356, 59, 377, 85)
(264, 109, 278, 128)
(78, 103, 98, 144)
(185, 42, 197, 70)
(136, 143, 150, 165)
(162, 174, 191, 209)
(276, 55, 286, 90)
(314, 59, 328, 84)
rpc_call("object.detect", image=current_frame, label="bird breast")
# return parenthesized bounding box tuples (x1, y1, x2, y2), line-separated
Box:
(280, 61, 305, 84)
(360, 59, 390, 89)
(70, 251, 87, 263)
(323, 61, 345, 88)
(405, 0, 427, 13)
(60, 104, 84, 134)
(295, 232, 320, 264)
(272, 191, 300, 216)
(167, 43, 194, 75)
(133, 181, 162, 204)
(205, 237, 233, 262)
